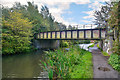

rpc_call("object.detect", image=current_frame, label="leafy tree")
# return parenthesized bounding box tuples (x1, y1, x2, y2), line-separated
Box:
(68, 25, 72, 30)
(59, 23, 67, 30)
(108, 1, 120, 54)
(2, 11, 33, 54)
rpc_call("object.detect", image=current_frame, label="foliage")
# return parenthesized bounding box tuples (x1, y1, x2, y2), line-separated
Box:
(70, 51, 93, 78)
(108, 2, 120, 55)
(112, 40, 120, 54)
(60, 40, 69, 48)
(2, 11, 33, 54)
(97, 44, 102, 51)
(108, 54, 120, 72)
(88, 44, 95, 49)
(94, 2, 112, 28)
(101, 51, 110, 56)
(2, 2, 68, 54)
(94, 1, 120, 55)
(40, 46, 93, 79)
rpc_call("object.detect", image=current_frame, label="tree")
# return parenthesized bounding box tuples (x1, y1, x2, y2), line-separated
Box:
(94, 2, 112, 28)
(2, 11, 33, 54)
(108, 1, 120, 54)
(68, 25, 72, 30)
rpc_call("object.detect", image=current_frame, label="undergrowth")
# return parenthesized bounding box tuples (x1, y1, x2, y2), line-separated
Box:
(40, 45, 93, 79)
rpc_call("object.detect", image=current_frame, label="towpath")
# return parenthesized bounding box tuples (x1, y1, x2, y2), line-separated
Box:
(89, 44, 119, 79)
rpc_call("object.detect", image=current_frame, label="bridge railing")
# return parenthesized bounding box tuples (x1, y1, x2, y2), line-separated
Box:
(35, 28, 106, 40)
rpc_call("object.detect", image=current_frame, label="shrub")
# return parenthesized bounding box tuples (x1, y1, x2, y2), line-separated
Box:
(108, 54, 120, 72)
(2, 11, 32, 54)
(60, 40, 69, 48)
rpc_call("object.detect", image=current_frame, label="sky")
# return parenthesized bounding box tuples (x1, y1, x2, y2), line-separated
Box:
(1, 0, 111, 26)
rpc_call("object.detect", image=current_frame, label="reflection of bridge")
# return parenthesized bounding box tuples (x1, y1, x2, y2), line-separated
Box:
(35, 28, 106, 40)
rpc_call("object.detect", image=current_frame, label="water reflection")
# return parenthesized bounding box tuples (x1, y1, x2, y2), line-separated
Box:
(2, 50, 48, 78)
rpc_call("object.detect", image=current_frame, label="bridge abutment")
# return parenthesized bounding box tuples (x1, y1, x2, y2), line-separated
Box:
(33, 40, 60, 49)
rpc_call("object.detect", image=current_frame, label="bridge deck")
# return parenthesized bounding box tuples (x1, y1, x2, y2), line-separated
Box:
(35, 28, 106, 40)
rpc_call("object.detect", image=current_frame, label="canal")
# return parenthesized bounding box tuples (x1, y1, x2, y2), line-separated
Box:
(2, 43, 93, 78)
(2, 50, 48, 78)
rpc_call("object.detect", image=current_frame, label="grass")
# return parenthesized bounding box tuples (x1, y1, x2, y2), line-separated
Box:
(97, 44, 102, 51)
(97, 44, 109, 56)
(101, 51, 110, 56)
(70, 51, 93, 78)
(40, 45, 93, 79)
(88, 44, 95, 49)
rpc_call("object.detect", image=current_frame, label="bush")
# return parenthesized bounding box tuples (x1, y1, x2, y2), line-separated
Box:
(60, 40, 69, 48)
(108, 54, 120, 72)
(2, 11, 32, 54)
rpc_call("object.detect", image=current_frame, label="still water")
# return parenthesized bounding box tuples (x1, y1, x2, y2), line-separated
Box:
(2, 50, 48, 78)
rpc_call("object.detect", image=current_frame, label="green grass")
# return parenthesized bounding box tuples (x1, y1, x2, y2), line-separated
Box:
(97, 44, 102, 51)
(88, 44, 95, 49)
(101, 51, 110, 56)
(70, 51, 93, 78)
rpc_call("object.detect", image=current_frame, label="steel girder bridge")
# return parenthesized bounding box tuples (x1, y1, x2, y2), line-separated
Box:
(35, 28, 106, 40)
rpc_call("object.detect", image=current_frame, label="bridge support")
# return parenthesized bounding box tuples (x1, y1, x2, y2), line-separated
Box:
(100, 35, 113, 55)
(33, 40, 60, 49)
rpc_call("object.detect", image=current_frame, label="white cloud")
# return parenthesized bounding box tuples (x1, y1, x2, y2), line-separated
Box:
(82, 0, 109, 24)
(83, 11, 94, 19)
(1, 0, 91, 25)
(37, 0, 91, 25)
(1, 0, 111, 25)
(81, 20, 92, 23)
(1, 0, 28, 7)
(88, 1, 103, 11)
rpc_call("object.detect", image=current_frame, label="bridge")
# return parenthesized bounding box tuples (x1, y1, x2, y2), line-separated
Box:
(35, 28, 106, 40)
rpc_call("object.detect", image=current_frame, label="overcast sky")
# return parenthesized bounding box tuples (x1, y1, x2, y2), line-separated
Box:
(1, 0, 111, 26)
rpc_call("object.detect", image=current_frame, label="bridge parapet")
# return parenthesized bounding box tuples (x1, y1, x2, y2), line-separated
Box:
(35, 28, 106, 40)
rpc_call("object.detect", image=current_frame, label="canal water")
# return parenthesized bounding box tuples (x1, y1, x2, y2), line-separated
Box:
(2, 43, 94, 78)
(2, 50, 48, 78)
